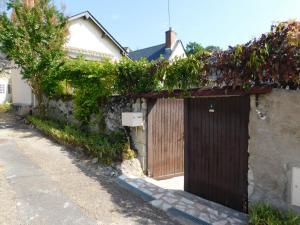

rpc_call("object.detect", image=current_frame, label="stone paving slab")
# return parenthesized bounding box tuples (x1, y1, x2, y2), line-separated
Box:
(117, 175, 248, 225)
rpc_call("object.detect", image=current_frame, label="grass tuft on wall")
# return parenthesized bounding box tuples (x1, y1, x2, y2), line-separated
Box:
(249, 203, 300, 225)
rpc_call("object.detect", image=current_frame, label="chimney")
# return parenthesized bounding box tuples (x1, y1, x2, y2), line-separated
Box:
(12, 0, 35, 20)
(24, 0, 35, 8)
(165, 27, 177, 49)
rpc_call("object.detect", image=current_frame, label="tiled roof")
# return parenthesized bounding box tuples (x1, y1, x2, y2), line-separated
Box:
(129, 43, 172, 61)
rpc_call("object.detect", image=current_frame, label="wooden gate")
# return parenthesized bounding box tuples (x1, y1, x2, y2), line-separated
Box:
(147, 98, 184, 180)
(184, 96, 250, 212)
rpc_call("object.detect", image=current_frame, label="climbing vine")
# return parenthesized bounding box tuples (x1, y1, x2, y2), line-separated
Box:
(58, 58, 115, 125)
(56, 21, 299, 125)
(204, 21, 300, 89)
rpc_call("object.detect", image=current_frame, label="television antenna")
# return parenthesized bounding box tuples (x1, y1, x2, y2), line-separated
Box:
(168, 0, 172, 28)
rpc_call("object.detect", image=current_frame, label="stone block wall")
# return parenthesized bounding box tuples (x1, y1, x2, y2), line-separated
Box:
(104, 96, 147, 171)
(248, 89, 300, 211)
(44, 96, 148, 172)
(46, 98, 76, 124)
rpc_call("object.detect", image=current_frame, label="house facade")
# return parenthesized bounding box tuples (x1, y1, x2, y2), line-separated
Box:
(12, 11, 127, 113)
(0, 73, 11, 104)
(128, 28, 186, 61)
(0, 53, 13, 104)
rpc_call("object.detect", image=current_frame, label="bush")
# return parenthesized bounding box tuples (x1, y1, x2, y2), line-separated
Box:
(249, 203, 300, 225)
(0, 102, 12, 112)
(114, 58, 159, 94)
(164, 55, 206, 91)
(27, 116, 128, 164)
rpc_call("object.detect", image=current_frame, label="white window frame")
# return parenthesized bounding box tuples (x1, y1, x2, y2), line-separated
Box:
(0, 84, 5, 94)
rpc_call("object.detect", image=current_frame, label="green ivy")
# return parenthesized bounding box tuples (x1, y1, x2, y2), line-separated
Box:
(52, 21, 299, 126)
(164, 55, 205, 92)
(58, 57, 115, 125)
(114, 57, 160, 94)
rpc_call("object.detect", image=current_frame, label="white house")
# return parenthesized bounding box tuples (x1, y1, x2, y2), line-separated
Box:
(0, 72, 12, 104)
(12, 11, 127, 113)
(0, 53, 13, 104)
(128, 28, 186, 62)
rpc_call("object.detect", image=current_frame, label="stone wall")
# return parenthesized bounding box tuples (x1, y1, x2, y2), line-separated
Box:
(248, 89, 300, 211)
(44, 96, 148, 172)
(46, 98, 76, 124)
(104, 97, 147, 171)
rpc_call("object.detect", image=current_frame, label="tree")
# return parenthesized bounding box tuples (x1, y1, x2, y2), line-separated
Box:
(205, 45, 222, 53)
(186, 42, 205, 55)
(0, 0, 67, 116)
(186, 42, 222, 55)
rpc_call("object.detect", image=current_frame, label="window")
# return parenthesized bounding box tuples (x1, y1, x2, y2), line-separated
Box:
(0, 84, 5, 94)
(7, 84, 11, 94)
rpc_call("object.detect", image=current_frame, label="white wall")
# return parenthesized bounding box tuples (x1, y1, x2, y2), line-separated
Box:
(0, 74, 12, 104)
(66, 18, 123, 61)
(169, 42, 186, 61)
(11, 68, 33, 105)
(12, 16, 124, 106)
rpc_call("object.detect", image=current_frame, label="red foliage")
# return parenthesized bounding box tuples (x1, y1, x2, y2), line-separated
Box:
(200, 21, 300, 90)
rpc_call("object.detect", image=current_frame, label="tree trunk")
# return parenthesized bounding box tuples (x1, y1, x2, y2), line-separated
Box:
(35, 88, 45, 118)
(31, 79, 46, 118)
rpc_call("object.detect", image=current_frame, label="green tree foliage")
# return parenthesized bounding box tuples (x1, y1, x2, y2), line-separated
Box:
(205, 45, 222, 53)
(0, 0, 67, 116)
(186, 42, 222, 55)
(186, 42, 206, 55)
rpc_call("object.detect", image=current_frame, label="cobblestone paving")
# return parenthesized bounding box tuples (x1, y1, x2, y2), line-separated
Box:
(119, 175, 248, 225)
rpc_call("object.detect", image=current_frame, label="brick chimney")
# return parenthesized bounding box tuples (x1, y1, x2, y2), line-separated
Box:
(165, 27, 177, 49)
(24, 0, 35, 8)
(12, 0, 36, 20)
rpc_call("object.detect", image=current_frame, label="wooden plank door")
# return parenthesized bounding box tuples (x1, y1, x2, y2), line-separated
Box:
(184, 96, 250, 212)
(147, 98, 184, 180)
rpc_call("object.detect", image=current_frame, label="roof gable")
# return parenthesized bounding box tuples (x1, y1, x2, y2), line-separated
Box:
(68, 11, 127, 56)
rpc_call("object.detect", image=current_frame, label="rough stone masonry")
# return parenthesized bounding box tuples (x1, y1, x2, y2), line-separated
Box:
(248, 89, 300, 212)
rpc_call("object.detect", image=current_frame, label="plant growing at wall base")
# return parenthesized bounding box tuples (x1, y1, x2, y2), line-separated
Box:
(0, 0, 67, 116)
(28, 116, 128, 164)
(249, 203, 300, 225)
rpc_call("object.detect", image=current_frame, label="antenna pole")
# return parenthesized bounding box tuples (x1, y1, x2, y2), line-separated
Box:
(168, 0, 171, 29)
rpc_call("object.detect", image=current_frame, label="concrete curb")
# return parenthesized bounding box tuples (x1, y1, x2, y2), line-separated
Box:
(116, 177, 155, 202)
(116, 176, 211, 225)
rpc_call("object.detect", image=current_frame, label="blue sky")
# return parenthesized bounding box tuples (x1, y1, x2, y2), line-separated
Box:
(53, 0, 300, 51)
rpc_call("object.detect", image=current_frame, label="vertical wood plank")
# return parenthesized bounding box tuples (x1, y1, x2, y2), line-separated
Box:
(184, 96, 250, 213)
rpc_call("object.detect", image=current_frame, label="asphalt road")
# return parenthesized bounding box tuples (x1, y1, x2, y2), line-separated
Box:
(0, 112, 179, 225)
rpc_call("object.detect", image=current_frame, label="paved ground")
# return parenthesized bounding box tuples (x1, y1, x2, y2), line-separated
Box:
(0, 112, 179, 225)
(145, 176, 184, 191)
(119, 176, 248, 225)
